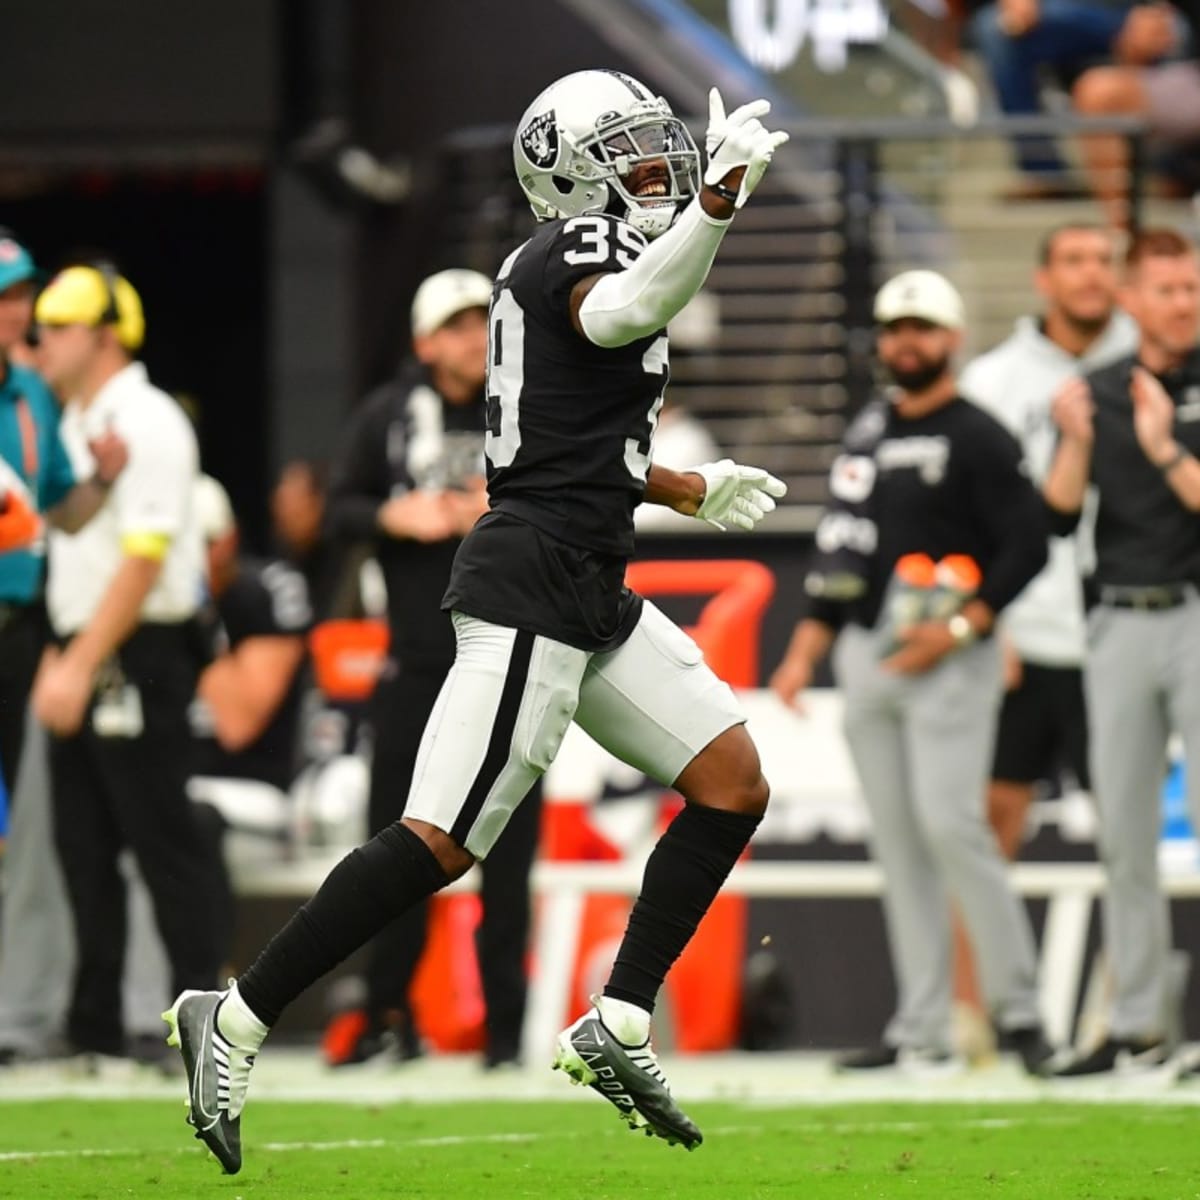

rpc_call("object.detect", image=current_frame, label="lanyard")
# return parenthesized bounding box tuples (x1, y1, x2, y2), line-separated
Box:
(13, 394, 38, 483)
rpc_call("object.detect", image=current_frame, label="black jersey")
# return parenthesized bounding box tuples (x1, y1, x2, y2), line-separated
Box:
(482, 212, 668, 556)
(804, 397, 1049, 631)
(444, 212, 671, 651)
(1081, 350, 1200, 587)
(326, 361, 487, 669)
(190, 557, 312, 790)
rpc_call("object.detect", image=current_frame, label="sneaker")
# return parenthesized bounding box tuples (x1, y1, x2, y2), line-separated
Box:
(163, 989, 254, 1175)
(552, 1000, 702, 1150)
(835, 1044, 959, 1074)
(996, 1025, 1056, 1077)
(1051, 1035, 1170, 1078)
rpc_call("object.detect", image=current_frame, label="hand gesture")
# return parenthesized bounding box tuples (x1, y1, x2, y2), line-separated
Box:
(691, 459, 787, 530)
(87, 428, 128, 486)
(704, 89, 789, 209)
(1131, 365, 1177, 464)
(1051, 377, 1095, 445)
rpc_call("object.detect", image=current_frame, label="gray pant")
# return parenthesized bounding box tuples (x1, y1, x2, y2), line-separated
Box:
(1084, 597, 1200, 1039)
(0, 716, 167, 1054)
(834, 625, 1041, 1051)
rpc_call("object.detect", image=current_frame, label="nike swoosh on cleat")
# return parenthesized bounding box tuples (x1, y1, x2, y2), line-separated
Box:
(192, 1012, 220, 1131)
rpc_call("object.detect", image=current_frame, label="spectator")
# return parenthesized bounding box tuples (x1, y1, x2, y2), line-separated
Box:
(968, 0, 1140, 199)
(271, 458, 338, 616)
(30, 264, 221, 1064)
(0, 235, 126, 800)
(1072, 1, 1200, 227)
(321, 268, 540, 1071)
(771, 270, 1054, 1076)
(955, 224, 1137, 1047)
(1045, 228, 1200, 1075)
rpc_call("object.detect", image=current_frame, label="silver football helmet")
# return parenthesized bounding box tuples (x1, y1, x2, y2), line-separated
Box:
(513, 69, 700, 239)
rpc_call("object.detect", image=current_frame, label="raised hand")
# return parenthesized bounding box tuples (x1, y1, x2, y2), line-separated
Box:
(703, 88, 789, 208)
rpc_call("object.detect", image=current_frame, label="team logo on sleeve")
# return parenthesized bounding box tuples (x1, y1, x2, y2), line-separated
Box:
(519, 110, 559, 169)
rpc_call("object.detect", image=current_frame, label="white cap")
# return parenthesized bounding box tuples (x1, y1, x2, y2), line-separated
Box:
(193, 474, 236, 543)
(874, 270, 966, 331)
(410, 269, 492, 337)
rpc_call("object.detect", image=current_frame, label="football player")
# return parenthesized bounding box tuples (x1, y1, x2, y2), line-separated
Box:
(164, 68, 788, 1173)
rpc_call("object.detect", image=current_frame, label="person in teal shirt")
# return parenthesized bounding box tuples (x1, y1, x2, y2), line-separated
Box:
(0, 234, 125, 798)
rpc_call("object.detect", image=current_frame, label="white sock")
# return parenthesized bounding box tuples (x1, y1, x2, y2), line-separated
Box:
(216, 982, 270, 1052)
(596, 995, 651, 1047)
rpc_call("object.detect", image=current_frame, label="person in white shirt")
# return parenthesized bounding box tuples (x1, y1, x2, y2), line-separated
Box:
(29, 263, 220, 1064)
(956, 224, 1137, 1040)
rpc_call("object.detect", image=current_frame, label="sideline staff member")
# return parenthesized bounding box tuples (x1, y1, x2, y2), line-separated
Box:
(771, 270, 1053, 1074)
(1046, 228, 1200, 1076)
(31, 265, 219, 1060)
(0, 233, 125, 798)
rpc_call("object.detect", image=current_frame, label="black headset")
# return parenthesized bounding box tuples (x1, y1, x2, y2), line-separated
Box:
(89, 259, 121, 326)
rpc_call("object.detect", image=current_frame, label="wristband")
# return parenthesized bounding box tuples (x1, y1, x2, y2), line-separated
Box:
(1158, 444, 1189, 474)
(706, 181, 739, 204)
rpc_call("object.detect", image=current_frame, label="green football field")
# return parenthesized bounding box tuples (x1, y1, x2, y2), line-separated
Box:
(2, 1098, 1199, 1199)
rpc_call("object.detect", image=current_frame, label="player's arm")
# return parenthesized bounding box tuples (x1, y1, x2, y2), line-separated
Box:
(199, 635, 306, 751)
(570, 91, 788, 348)
(643, 463, 705, 515)
(645, 459, 786, 531)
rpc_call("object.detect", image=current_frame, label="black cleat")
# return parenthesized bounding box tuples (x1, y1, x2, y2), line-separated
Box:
(163, 989, 254, 1174)
(997, 1025, 1056, 1077)
(1050, 1035, 1171, 1078)
(553, 1005, 702, 1150)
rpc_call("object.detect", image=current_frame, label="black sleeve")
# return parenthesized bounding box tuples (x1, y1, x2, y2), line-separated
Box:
(325, 387, 396, 541)
(969, 422, 1050, 614)
(221, 563, 312, 643)
(534, 214, 648, 328)
(1045, 499, 1082, 537)
(256, 561, 313, 635)
(797, 594, 849, 634)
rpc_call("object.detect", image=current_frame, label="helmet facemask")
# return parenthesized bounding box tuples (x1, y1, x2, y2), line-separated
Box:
(576, 105, 699, 239)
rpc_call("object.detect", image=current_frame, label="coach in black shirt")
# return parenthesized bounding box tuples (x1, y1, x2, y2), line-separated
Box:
(773, 269, 1052, 1074)
(1046, 228, 1200, 1076)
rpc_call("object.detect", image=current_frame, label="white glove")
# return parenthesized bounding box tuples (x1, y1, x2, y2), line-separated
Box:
(703, 88, 790, 209)
(691, 459, 788, 531)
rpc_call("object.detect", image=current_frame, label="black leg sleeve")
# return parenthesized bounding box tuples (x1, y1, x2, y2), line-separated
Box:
(605, 804, 760, 1014)
(237, 821, 449, 1027)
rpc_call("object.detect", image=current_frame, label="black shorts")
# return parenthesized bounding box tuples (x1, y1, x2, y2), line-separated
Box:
(992, 661, 1089, 789)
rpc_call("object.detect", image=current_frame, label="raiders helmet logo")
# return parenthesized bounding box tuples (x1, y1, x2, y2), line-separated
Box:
(519, 110, 559, 169)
